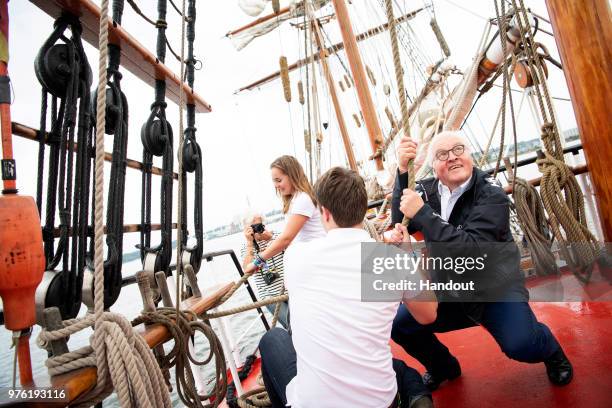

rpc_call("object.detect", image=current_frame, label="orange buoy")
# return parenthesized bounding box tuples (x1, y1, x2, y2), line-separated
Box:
(0, 194, 45, 331)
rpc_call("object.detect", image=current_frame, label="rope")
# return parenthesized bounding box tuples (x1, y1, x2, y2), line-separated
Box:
(201, 295, 289, 320)
(237, 387, 271, 408)
(384, 0, 413, 188)
(510, 174, 558, 276)
(133, 308, 228, 407)
(37, 2, 172, 406)
(536, 150, 599, 282)
(509, 0, 600, 279)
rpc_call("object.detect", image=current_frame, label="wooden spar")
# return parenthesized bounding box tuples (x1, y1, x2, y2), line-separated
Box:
(30, 283, 234, 407)
(11, 122, 178, 180)
(235, 8, 423, 93)
(226, 6, 291, 36)
(29, 0, 211, 113)
(545, 0, 612, 241)
(311, 21, 358, 171)
(331, 0, 384, 171)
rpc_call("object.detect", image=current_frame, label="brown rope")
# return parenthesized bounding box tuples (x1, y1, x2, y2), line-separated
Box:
(133, 308, 228, 407)
(536, 150, 600, 282)
(511, 175, 558, 276)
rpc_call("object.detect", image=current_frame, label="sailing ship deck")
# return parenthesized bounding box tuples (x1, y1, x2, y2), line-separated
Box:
(225, 269, 612, 407)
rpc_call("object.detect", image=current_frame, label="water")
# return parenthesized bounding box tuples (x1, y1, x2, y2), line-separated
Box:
(0, 223, 285, 406)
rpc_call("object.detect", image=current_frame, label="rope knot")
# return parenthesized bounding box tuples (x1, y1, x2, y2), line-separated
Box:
(155, 19, 168, 29)
(150, 100, 168, 110)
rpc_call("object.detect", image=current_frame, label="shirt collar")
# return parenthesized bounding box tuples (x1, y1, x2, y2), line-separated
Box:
(438, 174, 473, 197)
(326, 227, 371, 239)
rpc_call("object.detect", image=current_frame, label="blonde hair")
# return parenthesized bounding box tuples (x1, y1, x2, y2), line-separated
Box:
(270, 155, 316, 214)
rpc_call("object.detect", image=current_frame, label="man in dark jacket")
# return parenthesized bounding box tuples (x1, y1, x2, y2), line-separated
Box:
(390, 131, 573, 391)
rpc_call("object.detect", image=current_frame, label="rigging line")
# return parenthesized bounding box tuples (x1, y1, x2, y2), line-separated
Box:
(168, 0, 189, 20)
(304, 1, 313, 181)
(436, 0, 489, 21)
(490, 83, 571, 101)
(176, 0, 188, 310)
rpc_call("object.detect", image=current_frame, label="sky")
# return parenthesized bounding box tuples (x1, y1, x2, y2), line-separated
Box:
(6, 0, 576, 231)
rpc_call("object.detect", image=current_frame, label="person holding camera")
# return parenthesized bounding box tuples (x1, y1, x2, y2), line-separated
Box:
(243, 155, 326, 280)
(241, 213, 289, 329)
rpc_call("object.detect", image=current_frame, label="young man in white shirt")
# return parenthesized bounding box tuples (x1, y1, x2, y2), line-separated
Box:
(258, 167, 436, 408)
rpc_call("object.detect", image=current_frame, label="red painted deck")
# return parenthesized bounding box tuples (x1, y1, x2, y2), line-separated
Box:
(223, 273, 612, 407)
(390, 301, 612, 407)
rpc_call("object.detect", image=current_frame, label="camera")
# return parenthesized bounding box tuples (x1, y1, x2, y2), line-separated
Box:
(251, 223, 265, 234)
(262, 269, 280, 285)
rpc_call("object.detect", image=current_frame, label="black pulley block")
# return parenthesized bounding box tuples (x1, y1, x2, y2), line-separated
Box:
(92, 87, 123, 135)
(182, 137, 199, 172)
(141, 118, 172, 156)
(35, 43, 72, 98)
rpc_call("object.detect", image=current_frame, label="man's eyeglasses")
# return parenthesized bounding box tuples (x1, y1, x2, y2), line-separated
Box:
(435, 144, 465, 162)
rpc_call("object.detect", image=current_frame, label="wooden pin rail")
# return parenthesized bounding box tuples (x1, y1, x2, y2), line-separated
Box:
(23, 282, 234, 408)
(52, 222, 178, 238)
(503, 164, 588, 194)
(29, 0, 212, 113)
(12, 122, 179, 180)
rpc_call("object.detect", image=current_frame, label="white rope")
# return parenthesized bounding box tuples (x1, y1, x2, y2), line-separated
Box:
(37, 1, 171, 406)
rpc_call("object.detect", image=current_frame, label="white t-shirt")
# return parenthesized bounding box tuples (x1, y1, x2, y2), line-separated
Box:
(284, 228, 398, 408)
(287, 191, 326, 243)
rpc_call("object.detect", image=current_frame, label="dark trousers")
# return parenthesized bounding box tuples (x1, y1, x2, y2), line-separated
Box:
(391, 299, 561, 378)
(259, 328, 430, 408)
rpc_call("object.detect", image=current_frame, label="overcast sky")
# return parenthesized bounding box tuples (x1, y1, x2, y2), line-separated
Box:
(7, 0, 575, 230)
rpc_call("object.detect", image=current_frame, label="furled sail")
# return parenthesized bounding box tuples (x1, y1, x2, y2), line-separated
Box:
(228, 0, 328, 51)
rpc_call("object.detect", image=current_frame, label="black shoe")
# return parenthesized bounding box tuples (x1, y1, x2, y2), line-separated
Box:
(544, 348, 573, 385)
(408, 395, 434, 408)
(422, 357, 461, 391)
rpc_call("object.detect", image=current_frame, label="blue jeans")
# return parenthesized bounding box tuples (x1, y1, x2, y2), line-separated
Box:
(391, 298, 561, 378)
(266, 301, 290, 330)
(259, 328, 429, 408)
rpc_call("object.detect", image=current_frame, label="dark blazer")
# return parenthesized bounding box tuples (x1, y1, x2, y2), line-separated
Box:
(391, 166, 526, 301)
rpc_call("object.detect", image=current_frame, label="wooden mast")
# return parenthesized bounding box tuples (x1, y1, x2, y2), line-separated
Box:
(332, 0, 384, 171)
(545, 0, 612, 241)
(312, 21, 358, 171)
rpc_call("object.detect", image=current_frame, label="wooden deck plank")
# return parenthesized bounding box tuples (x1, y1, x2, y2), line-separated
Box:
(29, 0, 212, 113)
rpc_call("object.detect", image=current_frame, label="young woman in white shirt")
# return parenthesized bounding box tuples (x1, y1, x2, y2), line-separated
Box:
(244, 155, 325, 275)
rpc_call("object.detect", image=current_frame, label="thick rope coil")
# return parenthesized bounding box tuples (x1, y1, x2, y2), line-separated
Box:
(133, 308, 228, 407)
(338, 80, 345, 92)
(366, 64, 377, 87)
(352, 113, 361, 128)
(297, 80, 304, 105)
(536, 150, 600, 282)
(279, 56, 291, 102)
(511, 176, 558, 276)
(237, 387, 271, 408)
